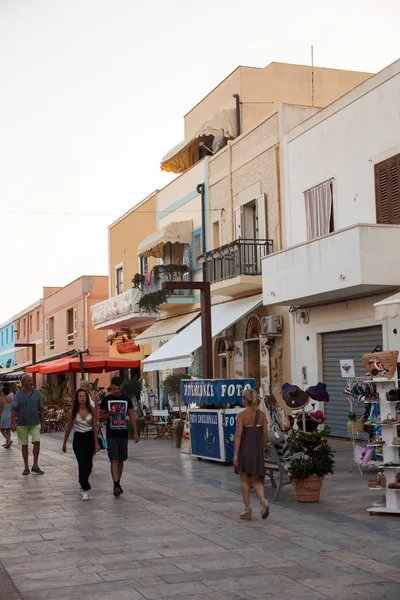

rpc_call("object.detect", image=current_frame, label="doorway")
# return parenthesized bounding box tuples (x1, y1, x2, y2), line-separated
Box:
(245, 340, 260, 390)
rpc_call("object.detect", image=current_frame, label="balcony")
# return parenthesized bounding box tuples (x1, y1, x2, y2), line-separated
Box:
(262, 224, 400, 307)
(91, 288, 156, 331)
(199, 238, 273, 297)
(138, 265, 195, 313)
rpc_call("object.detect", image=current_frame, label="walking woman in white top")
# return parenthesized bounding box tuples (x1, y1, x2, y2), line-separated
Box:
(0, 385, 13, 448)
(62, 388, 100, 500)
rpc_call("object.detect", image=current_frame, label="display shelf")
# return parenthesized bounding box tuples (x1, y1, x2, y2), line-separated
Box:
(368, 487, 385, 491)
(367, 443, 385, 447)
(388, 444, 400, 447)
(368, 507, 400, 515)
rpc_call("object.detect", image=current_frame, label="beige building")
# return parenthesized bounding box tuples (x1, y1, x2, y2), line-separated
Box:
(14, 299, 44, 387)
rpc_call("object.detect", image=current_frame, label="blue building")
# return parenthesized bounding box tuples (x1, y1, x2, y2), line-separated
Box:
(0, 319, 15, 370)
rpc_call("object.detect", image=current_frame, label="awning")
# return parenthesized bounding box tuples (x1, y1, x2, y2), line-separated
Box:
(138, 221, 193, 258)
(142, 294, 262, 372)
(375, 292, 400, 320)
(135, 311, 200, 345)
(161, 109, 237, 174)
(26, 355, 140, 375)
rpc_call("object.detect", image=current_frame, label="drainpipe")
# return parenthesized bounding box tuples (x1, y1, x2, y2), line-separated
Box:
(227, 141, 234, 241)
(197, 182, 207, 281)
(274, 144, 283, 251)
(84, 292, 90, 380)
(232, 94, 241, 137)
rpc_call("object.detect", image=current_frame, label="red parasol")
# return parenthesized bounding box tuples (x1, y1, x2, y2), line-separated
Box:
(25, 355, 140, 375)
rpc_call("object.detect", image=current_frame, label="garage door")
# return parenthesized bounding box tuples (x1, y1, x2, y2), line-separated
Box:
(322, 326, 383, 437)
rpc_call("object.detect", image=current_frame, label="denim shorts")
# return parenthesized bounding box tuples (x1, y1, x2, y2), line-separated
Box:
(107, 437, 128, 462)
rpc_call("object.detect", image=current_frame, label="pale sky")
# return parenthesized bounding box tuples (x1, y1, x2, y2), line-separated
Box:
(0, 0, 399, 323)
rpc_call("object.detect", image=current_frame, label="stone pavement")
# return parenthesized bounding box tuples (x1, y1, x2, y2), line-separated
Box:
(0, 433, 399, 600)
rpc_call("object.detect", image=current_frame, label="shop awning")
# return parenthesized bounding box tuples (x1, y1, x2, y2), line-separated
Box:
(160, 109, 237, 174)
(142, 294, 262, 372)
(25, 355, 140, 375)
(138, 221, 193, 258)
(375, 292, 400, 320)
(135, 311, 200, 345)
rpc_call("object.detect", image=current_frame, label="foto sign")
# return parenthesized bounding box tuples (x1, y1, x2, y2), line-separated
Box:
(181, 378, 256, 406)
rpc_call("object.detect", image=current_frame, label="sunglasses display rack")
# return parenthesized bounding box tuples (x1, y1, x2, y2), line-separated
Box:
(344, 377, 374, 476)
(367, 378, 400, 516)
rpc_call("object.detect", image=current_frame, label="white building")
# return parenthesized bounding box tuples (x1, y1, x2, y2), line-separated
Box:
(262, 59, 400, 436)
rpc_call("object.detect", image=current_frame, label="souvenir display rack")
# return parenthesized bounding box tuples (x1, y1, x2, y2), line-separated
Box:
(367, 378, 400, 516)
(344, 377, 376, 475)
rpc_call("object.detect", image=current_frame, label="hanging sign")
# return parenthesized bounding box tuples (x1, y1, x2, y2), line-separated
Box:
(116, 340, 139, 354)
(181, 378, 256, 406)
(340, 359, 355, 378)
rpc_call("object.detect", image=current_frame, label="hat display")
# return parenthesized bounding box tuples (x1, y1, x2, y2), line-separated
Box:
(282, 383, 310, 411)
(310, 409, 325, 423)
(306, 382, 330, 403)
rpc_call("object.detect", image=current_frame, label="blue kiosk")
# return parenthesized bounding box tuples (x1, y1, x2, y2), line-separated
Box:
(181, 378, 256, 463)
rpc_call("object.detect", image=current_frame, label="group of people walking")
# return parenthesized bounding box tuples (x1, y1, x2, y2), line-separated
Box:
(6, 374, 282, 520)
(7, 374, 139, 500)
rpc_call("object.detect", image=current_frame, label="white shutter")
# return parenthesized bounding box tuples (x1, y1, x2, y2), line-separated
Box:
(45, 320, 49, 342)
(256, 194, 267, 240)
(234, 207, 242, 239)
(73, 308, 78, 333)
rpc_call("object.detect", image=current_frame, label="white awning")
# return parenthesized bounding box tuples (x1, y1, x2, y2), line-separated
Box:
(135, 311, 200, 345)
(142, 294, 262, 372)
(161, 109, 237, 174)
(138, 221, 193, 258)
(374, 292, 400, 320)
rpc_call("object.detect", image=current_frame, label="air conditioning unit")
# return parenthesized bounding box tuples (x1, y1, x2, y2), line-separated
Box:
(261, 315, 283, 336)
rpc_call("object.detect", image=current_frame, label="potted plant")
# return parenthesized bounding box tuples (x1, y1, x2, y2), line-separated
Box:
(288, 427, 335, 502)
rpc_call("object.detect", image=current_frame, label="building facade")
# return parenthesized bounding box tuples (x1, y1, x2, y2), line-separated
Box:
(262, 59, 400, 435)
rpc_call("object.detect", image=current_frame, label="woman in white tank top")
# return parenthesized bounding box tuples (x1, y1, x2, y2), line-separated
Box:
(62, 388, 100, 500)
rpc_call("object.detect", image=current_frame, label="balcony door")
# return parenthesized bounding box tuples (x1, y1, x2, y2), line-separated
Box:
(375, 152, 400, 224)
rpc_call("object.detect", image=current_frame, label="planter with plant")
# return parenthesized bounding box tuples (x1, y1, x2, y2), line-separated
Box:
(132, 273, 145, 290)
(288, 427, 335, 503)
(139, 290, 169, 313)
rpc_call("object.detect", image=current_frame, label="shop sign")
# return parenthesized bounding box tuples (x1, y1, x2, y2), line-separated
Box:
(189, 410, 222, 460)
(181, 378, 256, 406)
(116, 340, 139, 354)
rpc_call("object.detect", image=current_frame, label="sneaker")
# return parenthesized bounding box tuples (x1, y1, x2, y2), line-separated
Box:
(31, 466, 45, 475)
(372, 495, 386, 507)
(81, 491, 89, 501)
(22, 467, 30, 476)
(113, 485, 122, 497)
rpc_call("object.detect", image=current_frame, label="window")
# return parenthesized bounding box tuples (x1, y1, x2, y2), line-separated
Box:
(11, 325, 13, 341)
(212, 221, 220, 249)
(234, 194, 267, 240)
(115, 265, 124, 295)
(73, 308, 78, 333)
(375, 153, 400, 224)
(304, 180, 333, 241)
(45, 319, 49, 342)
(163, 243, 172, 265)
(17, 319, 20, 340)
(29, 314, 32, 335)
(36, 311, 40, 332)
(49, 317, 55, 349)
(245, 316, 261, 339)
(23, 318, 26, 337)
(1, 332, 3, 346)
(5, 329, 8, 344)
(141, 256, 149, 275)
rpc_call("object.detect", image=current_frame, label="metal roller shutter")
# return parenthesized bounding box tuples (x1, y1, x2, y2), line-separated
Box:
(322, 326, 383, 437)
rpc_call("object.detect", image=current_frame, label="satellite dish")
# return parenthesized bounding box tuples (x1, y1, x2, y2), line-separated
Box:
(212, 129, 227, 154)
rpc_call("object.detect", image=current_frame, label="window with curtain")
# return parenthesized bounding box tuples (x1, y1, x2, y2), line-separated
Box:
(304, 180, 333, 241)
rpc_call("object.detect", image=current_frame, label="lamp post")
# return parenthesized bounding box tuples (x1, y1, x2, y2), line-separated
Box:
(14, 343, 37, 387)
(162, 281, 213, 379)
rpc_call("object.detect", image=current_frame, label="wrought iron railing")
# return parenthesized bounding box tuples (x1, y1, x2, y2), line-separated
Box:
(144, 265, 192, 296)
(199, 238, 273, 283)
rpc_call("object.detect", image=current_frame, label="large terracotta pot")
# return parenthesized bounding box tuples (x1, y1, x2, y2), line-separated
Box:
(292, 475, 324, 502)
(171, 424, 183, 448)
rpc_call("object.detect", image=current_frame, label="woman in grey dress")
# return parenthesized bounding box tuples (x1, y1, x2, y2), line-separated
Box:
(0, 385, 13, 448)
(233, 388, 269, 520)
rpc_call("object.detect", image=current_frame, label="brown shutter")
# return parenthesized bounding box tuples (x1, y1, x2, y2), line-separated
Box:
(375, 153, 400, 224)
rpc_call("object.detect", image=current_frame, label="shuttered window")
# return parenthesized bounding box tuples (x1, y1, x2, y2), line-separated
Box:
(375, 153, 400, 224)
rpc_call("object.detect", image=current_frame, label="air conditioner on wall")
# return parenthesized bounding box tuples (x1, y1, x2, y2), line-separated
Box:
(261, 315, 283, 336)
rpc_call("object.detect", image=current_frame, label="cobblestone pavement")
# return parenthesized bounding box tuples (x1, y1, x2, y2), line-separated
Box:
(0, 433, 399, 600)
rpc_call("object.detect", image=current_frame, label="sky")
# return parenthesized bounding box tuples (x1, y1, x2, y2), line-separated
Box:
(0, 0, 399, 323)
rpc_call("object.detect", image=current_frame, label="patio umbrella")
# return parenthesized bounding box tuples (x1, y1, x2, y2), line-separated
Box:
(25, 355, 140, 375)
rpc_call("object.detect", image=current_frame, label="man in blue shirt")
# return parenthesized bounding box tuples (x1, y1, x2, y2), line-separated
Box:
(11, 374, 45, 475)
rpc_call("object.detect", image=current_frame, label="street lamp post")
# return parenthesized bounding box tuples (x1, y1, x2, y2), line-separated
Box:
(162, 281, 213, 379)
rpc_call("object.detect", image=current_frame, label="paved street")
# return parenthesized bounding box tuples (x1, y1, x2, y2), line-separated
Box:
(1, 433, 399, 600)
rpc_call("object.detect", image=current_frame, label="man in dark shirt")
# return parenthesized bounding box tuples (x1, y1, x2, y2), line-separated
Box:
(100, 376, 139, 496)
(11, 374, 45, 475)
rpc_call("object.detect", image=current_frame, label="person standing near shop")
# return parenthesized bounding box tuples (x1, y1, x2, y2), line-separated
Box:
(11, 374, 45, 475)
(100, 376, 139, 497)
(62, 388, 100, 500)
(0, 385, 13, 448)
(233, 388, 269, 520)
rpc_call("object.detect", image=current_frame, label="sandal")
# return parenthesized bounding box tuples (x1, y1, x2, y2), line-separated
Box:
(240, 507, 252, 520)
(368, 472, 386, 489)
(388, 474, 400, 489)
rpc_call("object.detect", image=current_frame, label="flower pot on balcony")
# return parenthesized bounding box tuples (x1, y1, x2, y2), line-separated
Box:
(291, 475, 324, 503)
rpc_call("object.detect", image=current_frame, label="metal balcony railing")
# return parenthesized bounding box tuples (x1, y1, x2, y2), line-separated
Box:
(144, 265, 192, 296)
(199, 238, 273, 284)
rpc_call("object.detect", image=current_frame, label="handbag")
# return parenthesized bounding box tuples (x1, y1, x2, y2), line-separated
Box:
(97, 427, 107, 450)
(362, 348, 398, 379)
(347, 416, 365, 434)
(266, 410, 285, 443)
